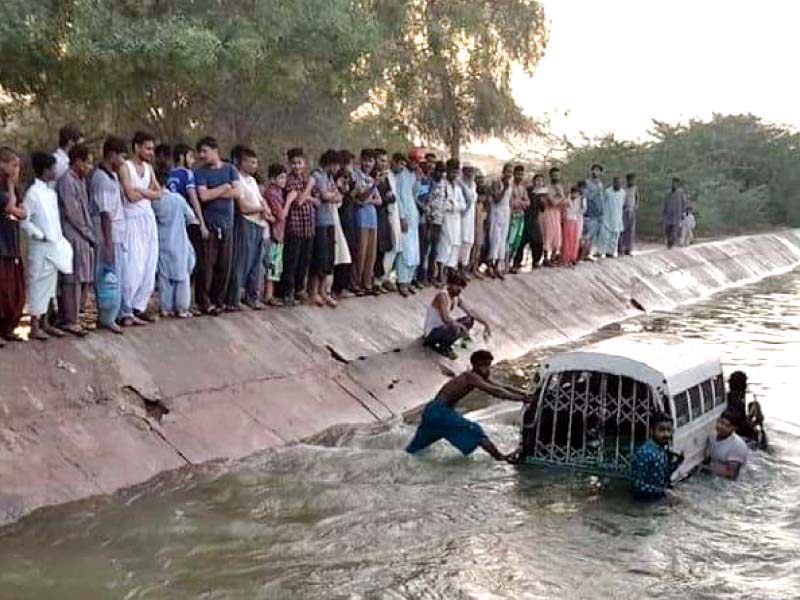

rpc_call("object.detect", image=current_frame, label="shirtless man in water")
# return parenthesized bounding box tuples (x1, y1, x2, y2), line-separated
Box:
(406, 350, 530, 462)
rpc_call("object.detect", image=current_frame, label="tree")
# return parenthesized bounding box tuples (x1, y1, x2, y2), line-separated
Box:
(557, 114, 800, 239)
(370, 0, 548, 159)
(0, 0, 380, 154)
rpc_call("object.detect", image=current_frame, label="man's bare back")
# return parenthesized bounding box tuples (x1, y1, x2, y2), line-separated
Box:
(407, 350, 531, 462)
(436, 368, 530, 407)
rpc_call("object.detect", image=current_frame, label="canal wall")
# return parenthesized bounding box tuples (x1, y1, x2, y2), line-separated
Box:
(1, 230, 800, 524)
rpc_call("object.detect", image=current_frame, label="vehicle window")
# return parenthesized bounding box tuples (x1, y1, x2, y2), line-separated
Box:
(713, 374, 726, 406)
(689, 386, 703, 419)
(701, 380, 714, 412)
(674, 392, 690, 426)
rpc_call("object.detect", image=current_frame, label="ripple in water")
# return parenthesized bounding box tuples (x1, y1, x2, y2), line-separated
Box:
(1, 271, 799, 599)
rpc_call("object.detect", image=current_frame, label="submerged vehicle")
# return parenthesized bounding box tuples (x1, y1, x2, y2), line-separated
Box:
(520, 334, 727, 482)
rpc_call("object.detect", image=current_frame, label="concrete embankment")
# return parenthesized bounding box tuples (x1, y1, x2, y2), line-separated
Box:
(1, 230, 799, 524)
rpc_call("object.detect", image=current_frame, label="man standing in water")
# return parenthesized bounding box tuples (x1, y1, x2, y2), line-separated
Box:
(406, 350, 530, 462)
(630, 412, 684, 500)
(704, 412, 748, 480)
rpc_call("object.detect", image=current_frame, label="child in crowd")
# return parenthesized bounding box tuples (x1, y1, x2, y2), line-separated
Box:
(680, 207, 696, 246)
(281, 148, 318, 306)
(263, 163, 289, 307)
(153, 180, 197, 318)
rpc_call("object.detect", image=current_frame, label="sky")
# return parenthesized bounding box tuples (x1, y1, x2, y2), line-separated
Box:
(469, 0, 800, 158)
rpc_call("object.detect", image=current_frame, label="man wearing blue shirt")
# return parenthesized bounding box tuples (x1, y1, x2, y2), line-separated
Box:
(167, 143, 207, 311)
(630, 412, 684, 501)
(193, 136, 239, 315)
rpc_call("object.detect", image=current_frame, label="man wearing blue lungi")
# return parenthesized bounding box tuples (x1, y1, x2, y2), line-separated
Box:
(406, 350, 531, 462)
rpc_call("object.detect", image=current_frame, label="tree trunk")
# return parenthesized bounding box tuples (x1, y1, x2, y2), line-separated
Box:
(448, 127, 461, 161)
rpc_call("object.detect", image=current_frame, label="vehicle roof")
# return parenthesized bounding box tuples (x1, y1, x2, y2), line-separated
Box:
(541, 334, 722, 394)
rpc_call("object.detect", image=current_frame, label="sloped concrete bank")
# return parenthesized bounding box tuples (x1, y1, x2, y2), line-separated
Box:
(1, 230, 799, 524)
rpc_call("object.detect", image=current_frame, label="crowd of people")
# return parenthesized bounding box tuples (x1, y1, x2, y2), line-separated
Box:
(0, 125, 697, 346)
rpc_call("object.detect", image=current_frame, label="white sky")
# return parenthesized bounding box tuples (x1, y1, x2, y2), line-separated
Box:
(469, 0, 800, 157)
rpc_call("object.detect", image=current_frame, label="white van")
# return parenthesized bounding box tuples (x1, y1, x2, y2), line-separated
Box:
(520, 334, 727, 482)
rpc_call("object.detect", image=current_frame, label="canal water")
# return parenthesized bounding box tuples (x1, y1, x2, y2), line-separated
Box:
(1, 270, 799, 599)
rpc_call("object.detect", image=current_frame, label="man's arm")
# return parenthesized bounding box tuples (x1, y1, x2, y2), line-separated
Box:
(20, 189, 44, 240)
(185, 185, 208, 238)
(458, 299, 491, 338)
(143, 168, 162, 200)
(197, 183, 233, 203)
(467, 372, 529, 402)
(119, 166, 144, 203)
(708, 460, 742, 480)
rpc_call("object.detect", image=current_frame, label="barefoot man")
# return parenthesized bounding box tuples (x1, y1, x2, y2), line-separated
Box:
(406, 350, 530, 462)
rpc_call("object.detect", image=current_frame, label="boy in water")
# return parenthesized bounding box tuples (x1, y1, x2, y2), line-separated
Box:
(406, 350, 530, 462)
(630, 412, 684, 501)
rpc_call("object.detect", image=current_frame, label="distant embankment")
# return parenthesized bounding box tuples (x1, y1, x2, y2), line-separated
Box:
(1, 230, 799, 525)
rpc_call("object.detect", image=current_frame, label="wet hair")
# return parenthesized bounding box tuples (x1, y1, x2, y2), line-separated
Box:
(649, 411, 672, 429)
(729, 371, 747, 390)
(470, 350, 494, 367)
(391, 152, 406, 163)
(68, 144, 91, 164)
(102, 136, 128, 158)
(287, 147, 305, 161)
(360, 148, 376, 160)
(446, 158, 460, 171)
(267, 163, 286, 179)
(131, 131, 154, 151)
(591, 163, 603, 172)
(31, 152, 55, 178)
(196, 136, 218, 152)
(58, 125, 83, 148)
(319, 149, 340, 168)
(172, 142, 192, 165)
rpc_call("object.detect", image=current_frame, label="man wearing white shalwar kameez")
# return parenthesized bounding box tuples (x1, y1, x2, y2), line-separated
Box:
(438, 160, 465, 272)
(599, 176, 626, 257)
(487, 164, 513, 277)
(119, 132, 161, 325)
(395, 160, 420, 294)
(21, 153, 73, 340)
(458, 165, 477, 272)
(383, 159, 403, 287)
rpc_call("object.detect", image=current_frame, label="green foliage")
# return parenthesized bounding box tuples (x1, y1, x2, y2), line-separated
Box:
(371, 0, 548, 157)
(0, 0, 380, 154)
(0, 0, 549, 159)
(557, 114, 799, 238)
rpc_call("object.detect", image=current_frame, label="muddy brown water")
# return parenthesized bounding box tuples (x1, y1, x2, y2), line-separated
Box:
(1, 270, 799, 599)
